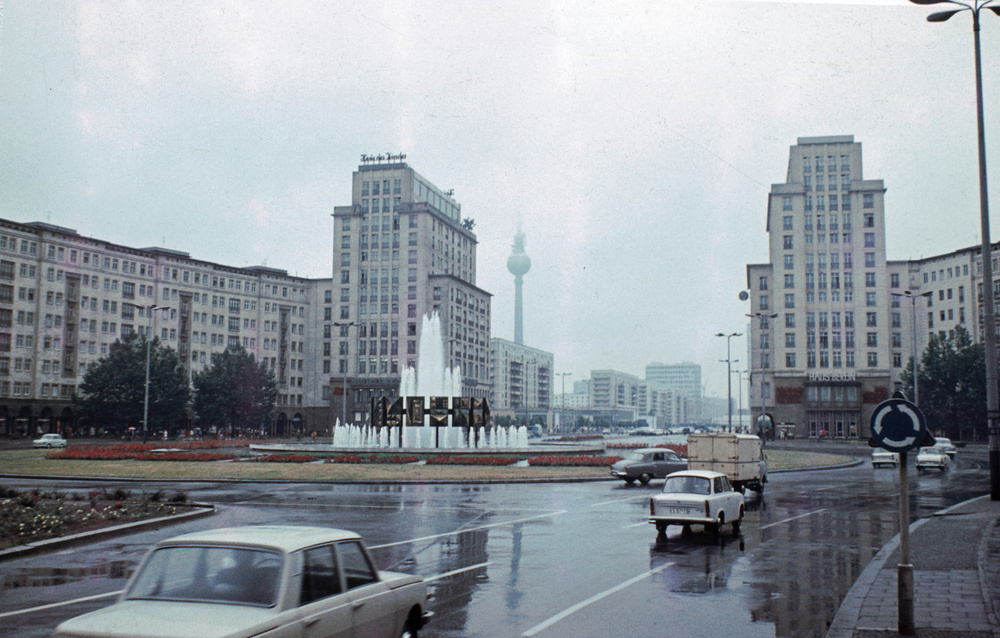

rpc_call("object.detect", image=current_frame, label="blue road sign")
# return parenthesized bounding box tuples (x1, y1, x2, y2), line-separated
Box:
(870, 398, 927, 453)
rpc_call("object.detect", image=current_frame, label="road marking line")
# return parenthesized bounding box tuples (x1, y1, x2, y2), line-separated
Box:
(371, 510, 568, 549)
(424, 561, 492, 582)
(760, 508, 827, 530)
(0, 590, 121, 619)
(623, 521, 649, 529)
(591, 494, 651, 507)
(520, 562, 675, 636)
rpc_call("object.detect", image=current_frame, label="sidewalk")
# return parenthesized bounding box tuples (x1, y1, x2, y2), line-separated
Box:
(828, 495, 1000, 638)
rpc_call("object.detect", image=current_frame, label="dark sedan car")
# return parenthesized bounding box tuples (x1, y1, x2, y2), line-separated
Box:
(610, 448, 687, 485)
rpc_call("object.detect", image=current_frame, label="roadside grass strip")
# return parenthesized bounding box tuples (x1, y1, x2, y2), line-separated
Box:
(520, 562, 675, 636)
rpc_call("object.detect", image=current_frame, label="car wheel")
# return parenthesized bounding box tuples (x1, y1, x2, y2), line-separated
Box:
(732, 507, 744, 534)
(639, 473, 651, 486)
(708, 513, 723, 535)
(400, 612, 420, 638)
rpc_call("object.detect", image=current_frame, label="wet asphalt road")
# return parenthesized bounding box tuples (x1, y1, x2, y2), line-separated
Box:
(0, 444, 992, 638)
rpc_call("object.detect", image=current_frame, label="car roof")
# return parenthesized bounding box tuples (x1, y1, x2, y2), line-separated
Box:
(629, 447, 677, 454)
(665, 469, 725, 479)
(157, 526, 361, 553)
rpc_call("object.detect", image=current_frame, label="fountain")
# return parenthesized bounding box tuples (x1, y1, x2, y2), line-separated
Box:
(252, 313, 602, 456)
(330, 313, 529, 450)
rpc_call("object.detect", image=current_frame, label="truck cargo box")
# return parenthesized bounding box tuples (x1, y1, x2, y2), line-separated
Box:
(686, 432, 766, 491)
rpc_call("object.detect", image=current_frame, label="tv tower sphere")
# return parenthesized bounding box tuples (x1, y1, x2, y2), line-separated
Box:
(507, 230, 531, 344)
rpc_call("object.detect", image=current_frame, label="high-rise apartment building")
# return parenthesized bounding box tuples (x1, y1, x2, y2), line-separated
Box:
(0, 219, 331, 437)
(489, 338, 552, 413)
(747, 136, 902, 439)
(645, 362, 701, 399)
(331, 158, 492, 422)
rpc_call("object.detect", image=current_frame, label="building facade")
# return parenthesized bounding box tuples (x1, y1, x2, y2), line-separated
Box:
(331, 159, 492, 422)
(0, 219, 332, 437)
(489, 338, 552, 414)
(747, 136, 899, 439)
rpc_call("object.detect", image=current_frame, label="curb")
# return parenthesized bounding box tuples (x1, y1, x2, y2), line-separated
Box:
(826, 494, 989, 638)
(0, 503, 215, 563)
(0, 473, 618, 485)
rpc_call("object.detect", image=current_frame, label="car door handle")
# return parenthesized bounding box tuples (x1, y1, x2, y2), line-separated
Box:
(351, 600, 366, 610)
(303, 617, 321, 627)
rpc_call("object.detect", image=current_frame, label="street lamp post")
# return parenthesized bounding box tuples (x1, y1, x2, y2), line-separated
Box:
(127, 304, 169, 443)
(910, 0, 999, 501)
(716, 332, 742, 432)
(733, 369, 747, 433)
(333, 321, 356, 429)
(891, 291, 933, 406)
(557, 372, 571, 433)
(747, 312, 778, 435)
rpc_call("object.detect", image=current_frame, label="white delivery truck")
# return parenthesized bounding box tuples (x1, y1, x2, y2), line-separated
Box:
(686, 432, 767, 493)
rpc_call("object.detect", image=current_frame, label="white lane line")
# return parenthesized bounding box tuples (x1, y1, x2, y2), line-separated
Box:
(370, 510, 568, 549)
(423, 561, 492, 582)
(760, 508, 827, 530)
(0, 590, 121, 619)
(591, 494, 651, 507)
(521, 562, 675, 636)
(622, 521, 649, 529)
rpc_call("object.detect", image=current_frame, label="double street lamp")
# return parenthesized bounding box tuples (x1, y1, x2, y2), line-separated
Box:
(891, 291, 933, 406)
(716, 332, 742, 432)
(333, 321, 356, 429)
(910, 0, 999, 500)
(747, 312, 778, 435)
(125, 303, 170, 443)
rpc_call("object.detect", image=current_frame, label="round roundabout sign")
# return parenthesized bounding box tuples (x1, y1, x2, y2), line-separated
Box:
(869, 398, 927, 453)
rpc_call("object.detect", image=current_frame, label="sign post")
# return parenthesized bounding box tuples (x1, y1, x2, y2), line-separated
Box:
(869, 396, 932, 636)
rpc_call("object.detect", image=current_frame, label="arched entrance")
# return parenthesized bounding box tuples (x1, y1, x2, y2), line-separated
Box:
(17, 406, 33, 437)
(39, 407, 54, 435)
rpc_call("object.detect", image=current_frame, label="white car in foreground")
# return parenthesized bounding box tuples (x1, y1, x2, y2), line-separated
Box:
(649, 470, 744, 539)
(54, 526, 432, 638)
(916, 446, 951, 472)
(32, 433, 67, 448)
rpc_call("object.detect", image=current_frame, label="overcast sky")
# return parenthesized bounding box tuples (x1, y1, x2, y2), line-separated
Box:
(1, 0, 998, 403)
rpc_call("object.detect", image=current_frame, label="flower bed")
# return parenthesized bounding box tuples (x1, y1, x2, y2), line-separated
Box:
(325, 454, 420, 464)
(250, 454, 319, 463)
(424, 455, 521, 466)
(46, 446, 237, 462)
(526, 455, 623, 467)
(0, 488, 189, 550)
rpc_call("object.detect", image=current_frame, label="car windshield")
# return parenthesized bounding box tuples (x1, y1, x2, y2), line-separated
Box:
(128, 546, 282, 606)
(923, 447, 944, 454)
(662, 476, 711, 495)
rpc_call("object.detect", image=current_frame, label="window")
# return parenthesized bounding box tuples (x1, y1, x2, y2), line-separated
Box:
(866, 272, 876, 287)
(760, 295, 769, 310)
(785, 333, 796, 348)
(784, 274, 794, 289)
(784, 294, 794, 309)
(864, 212, 874, 228)
(783, 235, 793, 250)
(784, 254, 794, 270)
(867, 332, 878, 347)
(866, 292, 877, 307)
(866, 312, 878, 327)
(783, 198, 793, 212)
(301, 545, 342, 604)
(786, 352, 796, 368)
(785, 313, 795, 328)
(890, 273, 900, 288)
(863, 193, 874, 209)
(864, 233, 875, 248)
(867, 352, 878, 367)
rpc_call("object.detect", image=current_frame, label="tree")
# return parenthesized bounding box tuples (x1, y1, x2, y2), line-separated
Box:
(74, 332, 190, 438)
(901, 325, 986, 442)
(193, 346, 277, 436)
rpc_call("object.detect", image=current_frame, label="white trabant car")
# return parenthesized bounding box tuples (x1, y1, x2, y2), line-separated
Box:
(54, 526, 432, 638)
(916, 446, 951, 472)
(33, 433, 67, 448)
(649, 470, 745, 539)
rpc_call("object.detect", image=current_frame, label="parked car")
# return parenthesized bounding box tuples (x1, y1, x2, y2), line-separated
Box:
(649, 470, 745, 539)
(933, 437, 958, 457)
(610, 448, 687, 485)
(871, 449, 899, 468)
(54, 525, 432, 638)
(32, 433, 67, 448)
(916, 446, 951, 472)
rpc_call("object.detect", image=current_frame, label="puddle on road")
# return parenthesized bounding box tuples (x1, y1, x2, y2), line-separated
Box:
(2, 559, 134, 590)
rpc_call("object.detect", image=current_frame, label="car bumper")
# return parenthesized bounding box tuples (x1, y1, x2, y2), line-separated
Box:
(916, 461, 947, 469)
(649, 516, 713, 526)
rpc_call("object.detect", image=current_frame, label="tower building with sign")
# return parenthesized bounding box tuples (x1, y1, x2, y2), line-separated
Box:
(331, 157, 492, 423)
(746, 136, 909, 440)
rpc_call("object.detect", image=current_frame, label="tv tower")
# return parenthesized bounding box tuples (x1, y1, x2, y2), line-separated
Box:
(507, 228, 531, 344)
